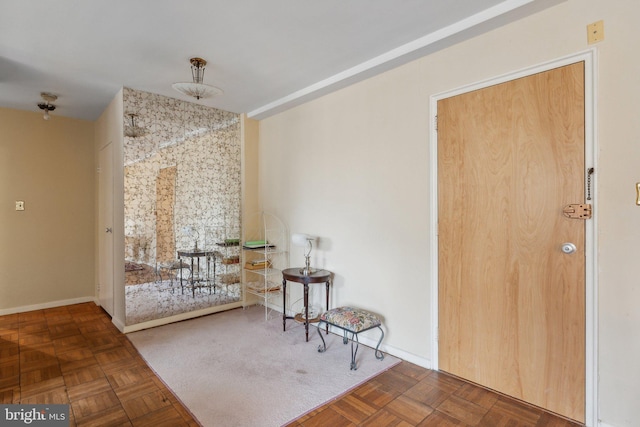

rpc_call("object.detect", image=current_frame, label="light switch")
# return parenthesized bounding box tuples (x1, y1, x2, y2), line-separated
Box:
(587, 20, 604, 44)
(15, 201, 25, 211)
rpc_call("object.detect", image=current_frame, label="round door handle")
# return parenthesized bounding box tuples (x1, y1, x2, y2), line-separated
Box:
(561, 242, 577, 254)
(105, 227, 113, 233)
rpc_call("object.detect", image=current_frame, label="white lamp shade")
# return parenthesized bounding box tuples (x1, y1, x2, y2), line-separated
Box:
(291, 233, 316, 246)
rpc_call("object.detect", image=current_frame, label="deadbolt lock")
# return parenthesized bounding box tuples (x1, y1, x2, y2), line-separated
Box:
(563, 204, 592, 219)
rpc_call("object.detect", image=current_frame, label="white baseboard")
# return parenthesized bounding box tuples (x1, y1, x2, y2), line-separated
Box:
(599, 422, 616, 427)
(0, 296, 96, 316)
(322, 324, 432, 369)
(112, 316, 126, 333)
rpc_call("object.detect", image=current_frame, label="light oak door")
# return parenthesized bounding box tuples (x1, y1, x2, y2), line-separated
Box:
(438, 62, 585, 422)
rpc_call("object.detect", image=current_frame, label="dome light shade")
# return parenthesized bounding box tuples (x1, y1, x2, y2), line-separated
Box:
(37, 92, 57, 120)
(172, 57, 223, 100)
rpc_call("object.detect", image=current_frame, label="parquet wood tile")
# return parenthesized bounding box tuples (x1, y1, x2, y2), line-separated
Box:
(129, 404, 191, 427)
(19, 376, 66, 399)
(384, 395, 434, 424)
(330, 393, 379, 424)
(71, 389, 123, 420)
(0, 340, 20, 365)
(73, 405, 131, 427)
(352, 380, 401, 408)
(20, 364, 63, 386)
(66, 377, 113, 404)
(111, 377, 161, 402)
(359, 408, 412, 426)
(404, 377, 454, 408)
(372, 368, 421, 393)
(63, 364, 108, 388)
(18, 330, 52, 345)
(478, 396, 542, 426)
(120, 389, 172, 420)
(1, 302, 584, 427)
(417, 411, 466, 426)
(53, 334, 90, 354)
(0, 359, 19, 378)
(437, 394, 487, 425)
(19, 349, 58, 373)
(296, 359, 583, 426)
(58, 349, 99, 374)
(453, 383, 499, 410)
(20, 386, 69, 405)
(49, 322, 81, 340)
(298, 407, 356, 427)
(1, 303, 197, 427)
(0, 389, 16, 404)
(106, 364, 154, 389)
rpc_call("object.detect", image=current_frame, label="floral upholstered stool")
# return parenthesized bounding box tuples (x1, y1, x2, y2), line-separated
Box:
(317, 306, 385, 370)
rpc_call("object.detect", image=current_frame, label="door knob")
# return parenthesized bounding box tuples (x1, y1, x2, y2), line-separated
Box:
(105, 227, 113, 233)
(561, 242, 577, 254)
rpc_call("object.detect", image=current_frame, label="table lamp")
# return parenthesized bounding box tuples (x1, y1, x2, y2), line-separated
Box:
(291, 233, 317, 275)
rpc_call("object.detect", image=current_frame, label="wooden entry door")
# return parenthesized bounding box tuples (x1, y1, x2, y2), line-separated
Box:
(437, 62, 585, 422)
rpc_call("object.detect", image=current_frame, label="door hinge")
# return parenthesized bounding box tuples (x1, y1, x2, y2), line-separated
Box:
(434, 115, 438, 131)
(563, 204, 592, 219)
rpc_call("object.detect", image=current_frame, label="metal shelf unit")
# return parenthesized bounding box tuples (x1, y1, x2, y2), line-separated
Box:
(242, 212, 288, 320)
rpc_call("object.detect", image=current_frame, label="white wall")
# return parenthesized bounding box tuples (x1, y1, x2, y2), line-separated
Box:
(258, 1, 640, 426)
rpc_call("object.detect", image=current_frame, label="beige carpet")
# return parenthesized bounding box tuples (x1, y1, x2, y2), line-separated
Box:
(128, 305, 400, 427)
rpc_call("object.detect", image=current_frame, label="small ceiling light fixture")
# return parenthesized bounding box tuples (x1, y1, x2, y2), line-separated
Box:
(172, 57, 223, 100)
(37, 92, 57, 120)
(124, 113, 147, 138)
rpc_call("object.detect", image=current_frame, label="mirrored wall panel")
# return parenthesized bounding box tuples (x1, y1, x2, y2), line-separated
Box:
(123, 88, 241, 326)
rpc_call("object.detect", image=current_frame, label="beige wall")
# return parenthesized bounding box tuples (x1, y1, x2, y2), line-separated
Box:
(258, 1, 640, 426)
(0, 108, 95, 311)
(241, 115, 261, 306)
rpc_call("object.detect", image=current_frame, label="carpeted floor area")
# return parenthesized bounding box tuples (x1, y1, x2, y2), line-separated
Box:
(128, 305, 400, 427)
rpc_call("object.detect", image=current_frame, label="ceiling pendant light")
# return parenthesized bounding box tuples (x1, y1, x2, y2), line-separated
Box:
(37, 92, 57, 120)
(124, 113, 147, 138)
(172, 57, 223, 100)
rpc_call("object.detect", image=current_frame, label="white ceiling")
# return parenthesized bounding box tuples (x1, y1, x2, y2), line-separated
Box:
(0, 0, 562, 121)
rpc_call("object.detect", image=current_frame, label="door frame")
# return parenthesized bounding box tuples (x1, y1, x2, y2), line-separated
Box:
(429, 49, 598, 426)
(98, 141, 115, 317)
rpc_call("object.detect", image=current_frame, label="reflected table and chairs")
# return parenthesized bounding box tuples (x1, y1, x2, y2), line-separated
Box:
(176, 248, 222, 297)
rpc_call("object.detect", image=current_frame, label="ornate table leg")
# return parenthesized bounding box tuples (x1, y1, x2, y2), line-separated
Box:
(304, 283, 309, 342)
(282, 278, 287, 331)
(325, 280, 330, 334)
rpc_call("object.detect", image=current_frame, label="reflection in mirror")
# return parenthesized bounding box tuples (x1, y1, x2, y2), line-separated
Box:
(123, 88, 241, 326)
